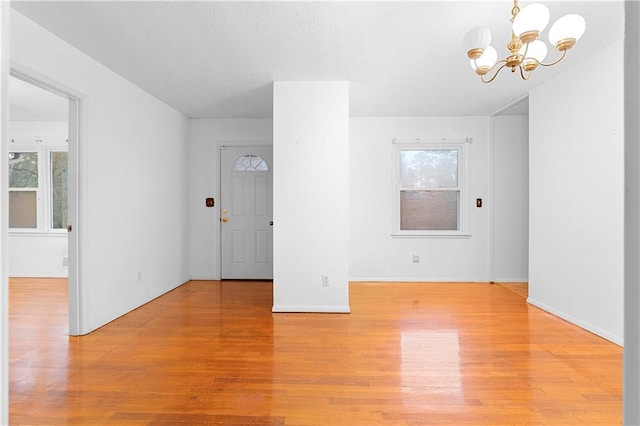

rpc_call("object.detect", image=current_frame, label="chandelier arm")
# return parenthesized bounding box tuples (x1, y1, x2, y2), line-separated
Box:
(521, 41, 530, 59)
(535, 49, 568, 67)
(480, 62, 509, 83)
(472, 57, 506, 71)
(519, 66, 533, 81)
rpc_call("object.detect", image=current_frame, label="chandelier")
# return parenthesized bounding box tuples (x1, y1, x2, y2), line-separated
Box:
(463, 0, 586, 83)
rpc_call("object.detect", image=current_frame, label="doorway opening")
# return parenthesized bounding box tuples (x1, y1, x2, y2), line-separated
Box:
(489, 95, 529, 291)
(8, 69, 82, 335)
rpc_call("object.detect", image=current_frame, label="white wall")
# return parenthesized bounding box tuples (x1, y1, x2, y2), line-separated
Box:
(491, 115, 529, 282)
(529, 39, 624, 344)
(9, 121, 68, 277)
(190, 116, 520, 284)
(11, 10, 191, 334)
(9, 235, 67, 277)
(189, 118, 272, 279)
(10, 120, 66, 137)
(272, 81, 349, 312)
(349, 117, 490, 281)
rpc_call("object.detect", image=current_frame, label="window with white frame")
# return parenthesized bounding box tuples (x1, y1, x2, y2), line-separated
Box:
(392, 139, 470, 237)
(9, 139, 68, 232)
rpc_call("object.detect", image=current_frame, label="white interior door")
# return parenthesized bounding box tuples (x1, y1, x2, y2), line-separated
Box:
(220, 146, 273, 279)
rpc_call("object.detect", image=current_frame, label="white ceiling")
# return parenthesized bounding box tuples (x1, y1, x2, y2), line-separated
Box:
(11, 1, 624, 118)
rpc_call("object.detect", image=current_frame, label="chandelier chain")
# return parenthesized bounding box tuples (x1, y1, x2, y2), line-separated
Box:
(510, 0, 520, 22)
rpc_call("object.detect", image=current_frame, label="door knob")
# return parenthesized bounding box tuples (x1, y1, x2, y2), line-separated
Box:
(269, 221, 273, 226)
(221, 217, 228, 223)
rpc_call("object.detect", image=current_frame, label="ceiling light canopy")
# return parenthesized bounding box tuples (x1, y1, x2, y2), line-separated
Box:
(464, 0, 586, 83)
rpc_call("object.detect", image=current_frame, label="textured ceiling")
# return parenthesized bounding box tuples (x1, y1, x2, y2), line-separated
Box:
(11, 1, 624, 118)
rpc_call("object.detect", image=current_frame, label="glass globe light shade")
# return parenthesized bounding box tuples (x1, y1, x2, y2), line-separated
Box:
(471, 46, 497, 74)
(520, 40, 548, 62)
(463, 27, 492, 59)
(520, 40, 548, 71)
(513, 4, 550, 42)
(548, 14, 586, 50)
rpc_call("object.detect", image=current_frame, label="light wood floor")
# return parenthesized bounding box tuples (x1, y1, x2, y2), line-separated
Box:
(9, 278, 621, 425)
(495, 282, 529, 299)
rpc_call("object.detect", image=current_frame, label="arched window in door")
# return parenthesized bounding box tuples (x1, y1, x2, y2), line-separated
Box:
(232, 154, 269, 171)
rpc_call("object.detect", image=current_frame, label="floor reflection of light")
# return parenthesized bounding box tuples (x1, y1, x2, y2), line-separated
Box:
(401, 330, 462, 402)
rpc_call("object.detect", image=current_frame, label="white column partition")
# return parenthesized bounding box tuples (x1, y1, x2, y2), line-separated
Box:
(529, 39, 624, 344)
(624, 1, 640, 422)
(272, 81, 350, 313)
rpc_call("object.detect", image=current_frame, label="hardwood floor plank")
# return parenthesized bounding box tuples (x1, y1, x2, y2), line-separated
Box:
(9, 278, 621, 425)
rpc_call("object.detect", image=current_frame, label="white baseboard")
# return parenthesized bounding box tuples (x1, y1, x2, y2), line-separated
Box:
(190, 275, 221, 281)
(9, 272, 68, 278)
(527, 297, 623, 346)
(349, 277, 489, 283)
(272, 305, 351, 313)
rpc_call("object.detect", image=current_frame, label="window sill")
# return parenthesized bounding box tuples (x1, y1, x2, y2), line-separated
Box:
(9, 231, 67, 238)
(391, 232, 471, 239)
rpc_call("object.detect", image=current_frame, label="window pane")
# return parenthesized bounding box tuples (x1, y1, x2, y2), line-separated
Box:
(400, 150, 458, 189)
(9, 191, 37, 228)
(9, 152, 38, 188)
(51, 152, 68, 229)
(400, 190, 459, 231)
(233, 154, 269, 171)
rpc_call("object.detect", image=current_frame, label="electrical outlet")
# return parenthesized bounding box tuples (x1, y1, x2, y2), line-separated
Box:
(62, 256, 69, 267)
(413, 254, 420, 263)
(137, 272, 142, 282)
(322, 275, 329, 286)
